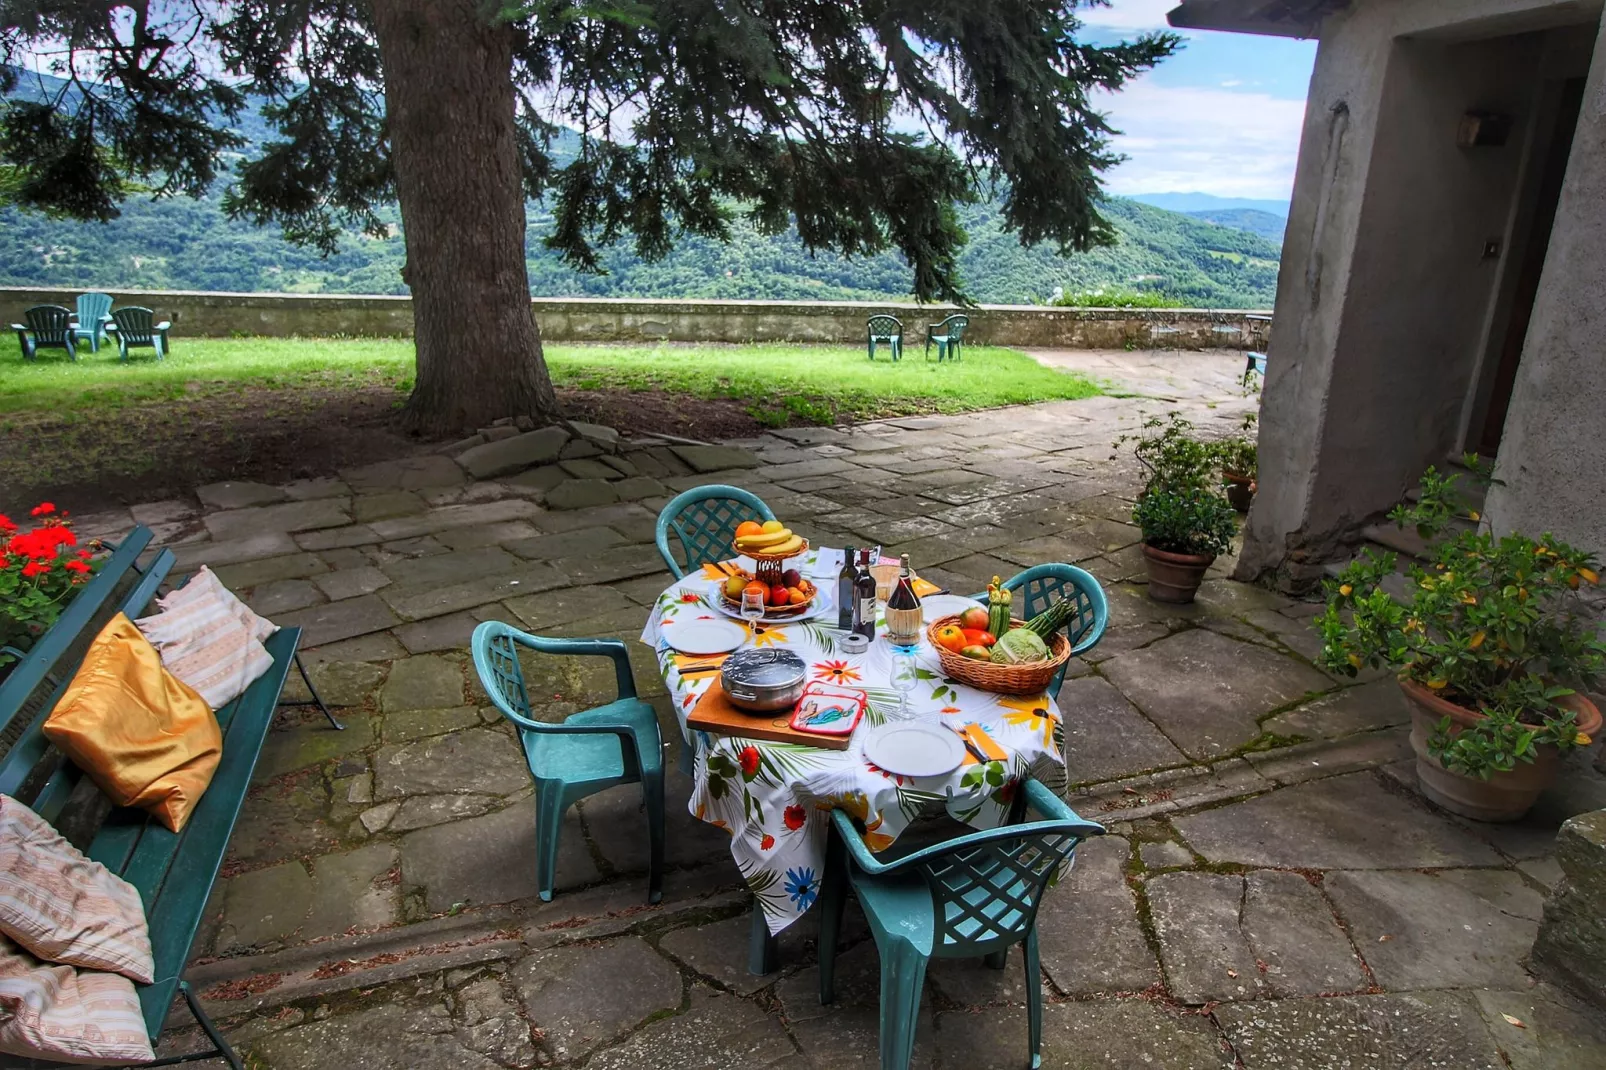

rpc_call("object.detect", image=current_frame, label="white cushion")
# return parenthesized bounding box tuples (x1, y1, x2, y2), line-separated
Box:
(0, 934, 154, 1065)
(135, 567, 276, 710)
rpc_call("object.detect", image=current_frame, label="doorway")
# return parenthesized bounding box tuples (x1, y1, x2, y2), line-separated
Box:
(1476, 76, 1586, 456)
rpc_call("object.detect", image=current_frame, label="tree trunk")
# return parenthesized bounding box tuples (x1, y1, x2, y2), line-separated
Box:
(371, 0, 561, 435)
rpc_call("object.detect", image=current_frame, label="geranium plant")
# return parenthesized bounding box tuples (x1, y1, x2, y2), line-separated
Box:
(0, 504, 101, 665)
(1320, 467, 1604, 780)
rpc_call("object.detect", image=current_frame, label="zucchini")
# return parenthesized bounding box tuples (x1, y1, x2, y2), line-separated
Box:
(986, 576, 1012, 639)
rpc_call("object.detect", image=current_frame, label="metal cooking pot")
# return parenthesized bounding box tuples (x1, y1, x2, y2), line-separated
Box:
(721, 649, 806, 712)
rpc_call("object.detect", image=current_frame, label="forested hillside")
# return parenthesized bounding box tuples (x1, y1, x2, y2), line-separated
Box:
(0, 74, 1280, 308)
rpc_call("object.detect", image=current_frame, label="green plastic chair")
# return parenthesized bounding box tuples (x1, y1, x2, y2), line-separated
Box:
(867, 315, 904, 361)
(11, 305, 77, 361)
(106, 305, 171, 361)
(655, 485, 775, 579)
(73, 292, 113, 353)
(819, 778, 1104, 1070)
(971, 564, 1108, 700)
(924, 314, 968, 362)
(471, 621, 665, 904)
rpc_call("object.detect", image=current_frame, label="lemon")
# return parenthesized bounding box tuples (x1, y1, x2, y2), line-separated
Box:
(761, 520, 784, 533)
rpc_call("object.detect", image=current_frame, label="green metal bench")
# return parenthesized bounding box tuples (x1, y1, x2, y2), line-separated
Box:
(0, 525, 340, 1068)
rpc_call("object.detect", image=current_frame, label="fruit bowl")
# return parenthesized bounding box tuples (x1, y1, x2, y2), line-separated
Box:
(716, 571, 819, 621)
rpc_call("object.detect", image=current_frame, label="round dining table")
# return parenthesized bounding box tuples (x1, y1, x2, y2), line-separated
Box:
(640, 548, 1068, 935)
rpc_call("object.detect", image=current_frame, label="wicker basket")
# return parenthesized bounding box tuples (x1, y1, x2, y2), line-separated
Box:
(926, 614, 1071, 696)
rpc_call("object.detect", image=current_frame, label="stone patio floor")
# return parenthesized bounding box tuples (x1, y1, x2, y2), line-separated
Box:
(64, 349, 1606, 1068)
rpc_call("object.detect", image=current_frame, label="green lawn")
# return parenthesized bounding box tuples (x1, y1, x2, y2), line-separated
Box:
(0, 337, 1099, 424)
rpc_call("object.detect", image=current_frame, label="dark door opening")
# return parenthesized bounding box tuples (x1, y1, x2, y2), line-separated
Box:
(1477, 76, 1587, 456)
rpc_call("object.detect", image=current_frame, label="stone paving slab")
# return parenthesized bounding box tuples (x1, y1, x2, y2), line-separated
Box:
(933, 998, 1232, 1070)
(512, 937, 683, 1062)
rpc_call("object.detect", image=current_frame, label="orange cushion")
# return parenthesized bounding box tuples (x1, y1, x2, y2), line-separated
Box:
(44, 614, 221, 833)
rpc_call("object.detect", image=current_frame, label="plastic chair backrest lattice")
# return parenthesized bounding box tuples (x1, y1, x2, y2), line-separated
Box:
(922, 822, 1082, 952)
(110, 306, 160, 343)
(25, 305, 73, 343)
(867, 315, 902, 338)
(655, 485, 775, 579)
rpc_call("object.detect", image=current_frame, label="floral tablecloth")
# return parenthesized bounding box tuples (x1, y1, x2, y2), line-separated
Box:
(640, 551, 1067, 934)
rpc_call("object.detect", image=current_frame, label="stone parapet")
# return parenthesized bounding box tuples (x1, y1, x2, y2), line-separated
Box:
(1531, 808, 1606, 1009)
(0, 286, 1269, 349)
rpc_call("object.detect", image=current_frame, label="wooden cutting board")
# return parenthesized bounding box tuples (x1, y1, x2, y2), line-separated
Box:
(687, 683, 853, 750)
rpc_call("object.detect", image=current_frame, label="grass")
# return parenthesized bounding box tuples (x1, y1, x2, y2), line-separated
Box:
(0, 337, 1101, 424)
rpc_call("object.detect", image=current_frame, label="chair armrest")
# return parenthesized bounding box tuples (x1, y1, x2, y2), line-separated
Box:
(104, 321, 117, 332)
(9, 324, 25, 332)
(507, 633, 638, 701)
(155, 321, 171, 331)
(68, 320, 81, 330)
(1021, 778, 1103, 831)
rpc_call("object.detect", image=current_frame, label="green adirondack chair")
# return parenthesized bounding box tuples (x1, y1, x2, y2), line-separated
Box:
(106, 305, 171, 361)
(924, 314, 968, 362)
(819, 778, 1104, 1070)
(472, 622, 665, 904)
(74, 292, 114, 353)
(11, 305, 77, 361)
(867, 315, 904, 361)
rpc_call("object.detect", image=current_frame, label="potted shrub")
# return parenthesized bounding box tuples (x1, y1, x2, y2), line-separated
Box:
(1320, 466, 1604, 821)
(1132, 486, 1238, 603)
(0, 504, 101, 675)
(1212, 415, 1258, 513)
(1116, 414, 1239, 603)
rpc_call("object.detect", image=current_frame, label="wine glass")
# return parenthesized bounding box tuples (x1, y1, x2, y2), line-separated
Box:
(740, 589, 766, 645)
(889, 643, 920, 721)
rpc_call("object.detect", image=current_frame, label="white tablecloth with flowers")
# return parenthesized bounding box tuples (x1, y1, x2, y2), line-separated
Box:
(640, 551, 1067, 935)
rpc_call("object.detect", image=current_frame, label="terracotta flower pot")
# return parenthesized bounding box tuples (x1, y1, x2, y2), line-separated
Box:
(1399, 678, 1602, 822)
(1223, 470, 1254, 513)
(1141, 544, 1215, 604)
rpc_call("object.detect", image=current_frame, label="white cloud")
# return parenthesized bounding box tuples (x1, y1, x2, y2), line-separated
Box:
(1078, 0, 1182, 31)
(1095, 79, 1308, 199)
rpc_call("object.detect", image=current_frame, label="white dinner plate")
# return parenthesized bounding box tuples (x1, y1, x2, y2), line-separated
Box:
(921, 594, 985, 623)
(862, 722, 966, 778)
(665, 619, 748, 656)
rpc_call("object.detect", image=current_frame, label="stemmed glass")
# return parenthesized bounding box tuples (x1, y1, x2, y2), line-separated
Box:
(889, 643, 920, 721)
(740, 589, 766, 646)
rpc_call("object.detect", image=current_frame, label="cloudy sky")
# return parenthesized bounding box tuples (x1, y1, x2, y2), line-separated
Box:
(1080, 0, 1317, 202)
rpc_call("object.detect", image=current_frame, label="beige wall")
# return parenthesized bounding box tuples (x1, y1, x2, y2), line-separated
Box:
(1238, 0, 1603, 588)
(0, 287, 1269, 351)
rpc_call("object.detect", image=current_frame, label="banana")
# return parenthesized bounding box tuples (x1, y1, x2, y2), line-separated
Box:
(736, 527, 792, 550)
(760, 534, 804, 556)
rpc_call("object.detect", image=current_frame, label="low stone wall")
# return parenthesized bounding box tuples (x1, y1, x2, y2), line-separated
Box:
(1, 286, 1270, 350)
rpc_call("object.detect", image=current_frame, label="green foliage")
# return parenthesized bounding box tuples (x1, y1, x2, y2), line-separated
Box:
(1050, 286, 1187, 309)
(1131, 484, 1238, 557)
(1385, 455, 1499, 540)
(1114, 413, 1217, 493)
(1210, 414, 1258, 478)
(0, 4, 1179, 304)
(1320, 468, 1605, 780)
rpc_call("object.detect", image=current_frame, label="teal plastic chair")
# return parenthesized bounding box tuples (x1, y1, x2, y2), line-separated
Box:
(11, 305, 77, 361)
(924, 314, 968, 362)
(819, 778, 1104, 1070)
(972, 564, 1108, 700)
(106, 306, 171, 361)
(471, 621, 665, 904)
(867, 314, 903, 361)
(655, 484, 775, 579)
(73, 292, 113, 353)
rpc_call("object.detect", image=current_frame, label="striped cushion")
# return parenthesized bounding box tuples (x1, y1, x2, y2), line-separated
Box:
(0, 797, 153, 984)
(136, 568, 275, 710)
(0, 934, 154, 1065)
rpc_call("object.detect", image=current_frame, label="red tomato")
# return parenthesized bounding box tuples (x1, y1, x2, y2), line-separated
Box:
(959, 606, 992, 632)
(962, 628, 996, 647)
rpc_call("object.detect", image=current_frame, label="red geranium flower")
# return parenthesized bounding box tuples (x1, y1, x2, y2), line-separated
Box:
(0, 515, 15, 534)
(783, 805, 806, 831)
(20, 561, 50, 578)
(30, 503, 54, 517)
(63, 559, 91, 574)
(738, 745, 761, 780)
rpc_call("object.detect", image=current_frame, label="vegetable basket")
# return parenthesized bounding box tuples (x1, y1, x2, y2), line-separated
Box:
(926, 614, 1071, 695)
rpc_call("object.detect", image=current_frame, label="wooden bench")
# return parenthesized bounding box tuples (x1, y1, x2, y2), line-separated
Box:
(0, 525, 342, 1068)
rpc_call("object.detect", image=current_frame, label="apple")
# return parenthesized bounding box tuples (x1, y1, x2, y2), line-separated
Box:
(959, 606, 991, 632)
(769, 585, 790, 606)
(782, 568, 803, 587)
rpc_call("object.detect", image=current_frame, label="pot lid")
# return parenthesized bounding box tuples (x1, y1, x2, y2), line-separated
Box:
(722, 648, 805, 688)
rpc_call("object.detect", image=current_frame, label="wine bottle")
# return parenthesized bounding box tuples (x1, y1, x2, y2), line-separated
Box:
(854, 549, 877, 640)
(837, 546, 857, 631)
(885, 554, 922, 646)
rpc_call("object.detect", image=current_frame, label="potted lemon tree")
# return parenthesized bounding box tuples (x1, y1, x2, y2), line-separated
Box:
(1212, 415, 1257, 513)
(1320, 465, 1604, 821)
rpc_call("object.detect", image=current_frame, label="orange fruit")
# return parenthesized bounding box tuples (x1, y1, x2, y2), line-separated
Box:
(735, 521, 763, 538)
(742, 581, 768, 600)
